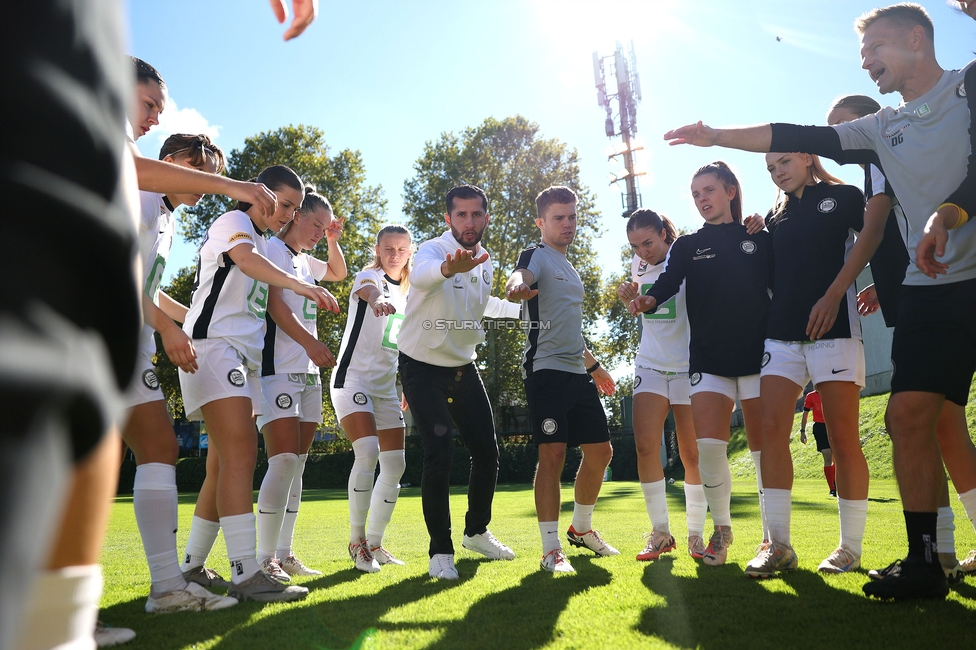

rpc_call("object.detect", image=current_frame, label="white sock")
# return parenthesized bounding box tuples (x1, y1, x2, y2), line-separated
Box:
(697, 439, 732, 526)
(221, 512, 259, 584)
(277, 453, 307, 558)
(838, 498, 868, 556)
(16, 565, 102, 650)
(133, 462, 185, 593)
(571, 502, 595, 533)
(959, 488, 976, 533)
(181, 515, 220, 571)
(349, 437, 379, 542)
(764, 488, 792, 546)
(641, 480, 670, 534)
(937, 506, 956, 554)
(367, 449, 405, 549)
(751, 450, 768, 540)
(684, 482, 707, 538)
(540, 521, 561, 554)
(257, 452, 298, 562)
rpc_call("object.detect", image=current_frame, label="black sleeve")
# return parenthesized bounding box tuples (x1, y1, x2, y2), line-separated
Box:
(843, 184, 866, 232)
(770, 123, 880, 167)
(764, 208, 778, 235)
(942, 63, 976, 217)
(645, 236, 688, 306)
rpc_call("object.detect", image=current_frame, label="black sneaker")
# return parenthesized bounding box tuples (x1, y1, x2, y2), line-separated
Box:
(829, 489, 837, 497)
(862, 558, 948, 601)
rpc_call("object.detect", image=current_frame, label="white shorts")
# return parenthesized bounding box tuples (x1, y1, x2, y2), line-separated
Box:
(179, 339, 262, 421)
(634, 367, 691, 405)
(330, 383, 404, 431)
(760, 339, 866, 388)
(689, 372, 760, 402)
(124, 349, 165, 408)
(256, 373, 324, 430)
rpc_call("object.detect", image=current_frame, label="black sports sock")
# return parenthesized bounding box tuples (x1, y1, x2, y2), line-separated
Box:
(904, 511, 938, 564)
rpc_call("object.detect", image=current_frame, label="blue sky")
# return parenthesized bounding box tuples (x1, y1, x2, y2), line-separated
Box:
(128, 1, 976, 283)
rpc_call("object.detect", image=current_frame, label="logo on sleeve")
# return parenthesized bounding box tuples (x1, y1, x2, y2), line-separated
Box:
(483, 270, 491, 285)
(353, 392, 368, 405)
(228, 232, 253, 244)
(276, 393, 293, 409)
(227, 369, 246, 387)
(817, 198, 837, 213)
(142, 369, 160, 390)
(740, 240, 757, 254)
(957, 82, 967, 99)
(360, 278, 377, 287)
(541, 418, 558, 435)
(761, 351, 771, 367)
(690, 372, 702, 386)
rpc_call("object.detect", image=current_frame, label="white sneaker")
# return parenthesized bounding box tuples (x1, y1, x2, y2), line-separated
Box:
(227, 571, 308, 603)
(260, 557, 291, 582)
(371, 545, 406, 566)
(145, 581, 238, 613)
(540, 548, 575, 574)
(818, 546, 860, 574)
(349, 539, 380, 573)
(280, 555, 323, 576)
(961, 549, 976, 574)
(94, 620, 136, 647)
(566, 525, 620, 556)
(462, 530, 516, 560)
(429, 553, 459, 580)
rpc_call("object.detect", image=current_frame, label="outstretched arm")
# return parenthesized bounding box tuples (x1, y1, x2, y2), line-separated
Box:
(269, 0, 319, 40)
(663, 121, 772, 152)
(505, 268, 538, 301)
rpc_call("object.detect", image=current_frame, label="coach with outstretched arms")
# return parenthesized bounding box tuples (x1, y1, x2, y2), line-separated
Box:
(398, 184, 522, 580)
(663, 3, 976, 600)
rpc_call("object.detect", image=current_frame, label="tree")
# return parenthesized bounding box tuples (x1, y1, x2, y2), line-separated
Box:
(402, 115, 605, 415)
(165, 124, 386, 425)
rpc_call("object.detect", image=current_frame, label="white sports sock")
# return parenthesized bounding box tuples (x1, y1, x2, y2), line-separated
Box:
(571, 502, 595, 533)
(641, 480, 670, 534)
(367, 449, 406, 549)
(257, 452, 298, 562)
(937, 506, 956, 554)
(221, 512, 259, 584)
(697, 439, 732, 526)
(181, 515, 220, 571)
(540, 521, 561, 554)
(764, 488, 792, 546)
(838, 498, 868, 556)
(349, 437, 379, 542)
(751, 450, 768, 541)
(16, 565, 102, 650)
(684, 482, 707, 538)
(959, 488, 976, 533)
(277, 453, 307, 558)
(134, 462, 185, 593)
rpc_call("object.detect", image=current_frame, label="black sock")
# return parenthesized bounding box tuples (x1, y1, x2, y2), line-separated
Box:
(904, 511, 938, 564)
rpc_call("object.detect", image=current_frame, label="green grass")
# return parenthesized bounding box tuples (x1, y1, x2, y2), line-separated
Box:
(101, 477, 976, 649)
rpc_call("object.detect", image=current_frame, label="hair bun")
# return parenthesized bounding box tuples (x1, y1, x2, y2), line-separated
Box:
(304, 184, 316, 196)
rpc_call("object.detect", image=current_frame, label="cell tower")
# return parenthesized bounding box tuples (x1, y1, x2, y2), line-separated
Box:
(593, 41, 644, 218)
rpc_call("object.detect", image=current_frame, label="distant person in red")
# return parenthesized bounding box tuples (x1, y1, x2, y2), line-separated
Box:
(800, 389, 836, 497)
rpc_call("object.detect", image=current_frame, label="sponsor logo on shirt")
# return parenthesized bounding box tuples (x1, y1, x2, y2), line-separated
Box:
(228, 231, 253, 243)
(692, 252, 716, 260)
(884, 123, 909, 147)
(541, 418, 558, 435)
(817, 198, 837, 213)
(740, 240, 757, 254)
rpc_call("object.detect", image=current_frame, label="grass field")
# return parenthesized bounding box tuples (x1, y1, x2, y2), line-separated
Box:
(101, 477, 976, 649)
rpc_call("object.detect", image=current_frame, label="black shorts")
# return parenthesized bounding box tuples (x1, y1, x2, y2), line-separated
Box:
(890, 279, 976, 406)
(812, 422, 830, 452)
(524, 369, 610, 447)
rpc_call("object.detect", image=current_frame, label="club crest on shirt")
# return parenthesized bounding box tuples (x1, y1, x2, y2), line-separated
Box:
(227, 369, 246, 387)
(636, 260, 648, 276)
(761, 352, 771, 367)
(142, 369, 160, 390)
(957, 82, 967, 99)
(276, 393, 292, 409)
(690, 372, 702, 386)
(541, 418, 558, 435)
(740, 240, 757, 254)
(353, 392, 368, 405)
(818, 198, 837, 213)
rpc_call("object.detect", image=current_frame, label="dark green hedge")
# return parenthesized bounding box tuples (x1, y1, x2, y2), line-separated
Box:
(116, 434, 684, 494)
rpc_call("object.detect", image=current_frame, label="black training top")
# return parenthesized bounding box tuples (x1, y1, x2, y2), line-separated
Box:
(645, 221, 772, 378)
(863, 165, 909, 328)
(764, 182, 864, 341)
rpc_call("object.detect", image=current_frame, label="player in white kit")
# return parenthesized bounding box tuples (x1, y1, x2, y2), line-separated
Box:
(178, 165, 336, 603)
(332, 225, 413, 571)
(617, 208, 706, 561)
(255, 188, 345, 581)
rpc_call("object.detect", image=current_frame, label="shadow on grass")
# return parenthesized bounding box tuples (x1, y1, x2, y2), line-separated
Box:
(636, 560, 976, 649)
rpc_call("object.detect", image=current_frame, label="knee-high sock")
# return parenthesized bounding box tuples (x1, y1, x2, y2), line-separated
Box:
(16, 565, 102, 650)
(641, 480, 670, 534)
(959, 488, 976, 534)
(133, 462, 184, 593)
(181, 515, 220, 571)
(257, 452, 298, 562)
(937, 506, 956, 555)
(277, 453, 307, 558)
(684, 482, 707, 538)
(349, 436, 379, 542)
(222, 512, 259, 584)
(751, 450, 768, 540)
(824, 464, 836, 492)
(764, 488, 792, 546)
(697, 439, 732, 527)
(838, 498, 868, 556)
(367, 449, 406, 548)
